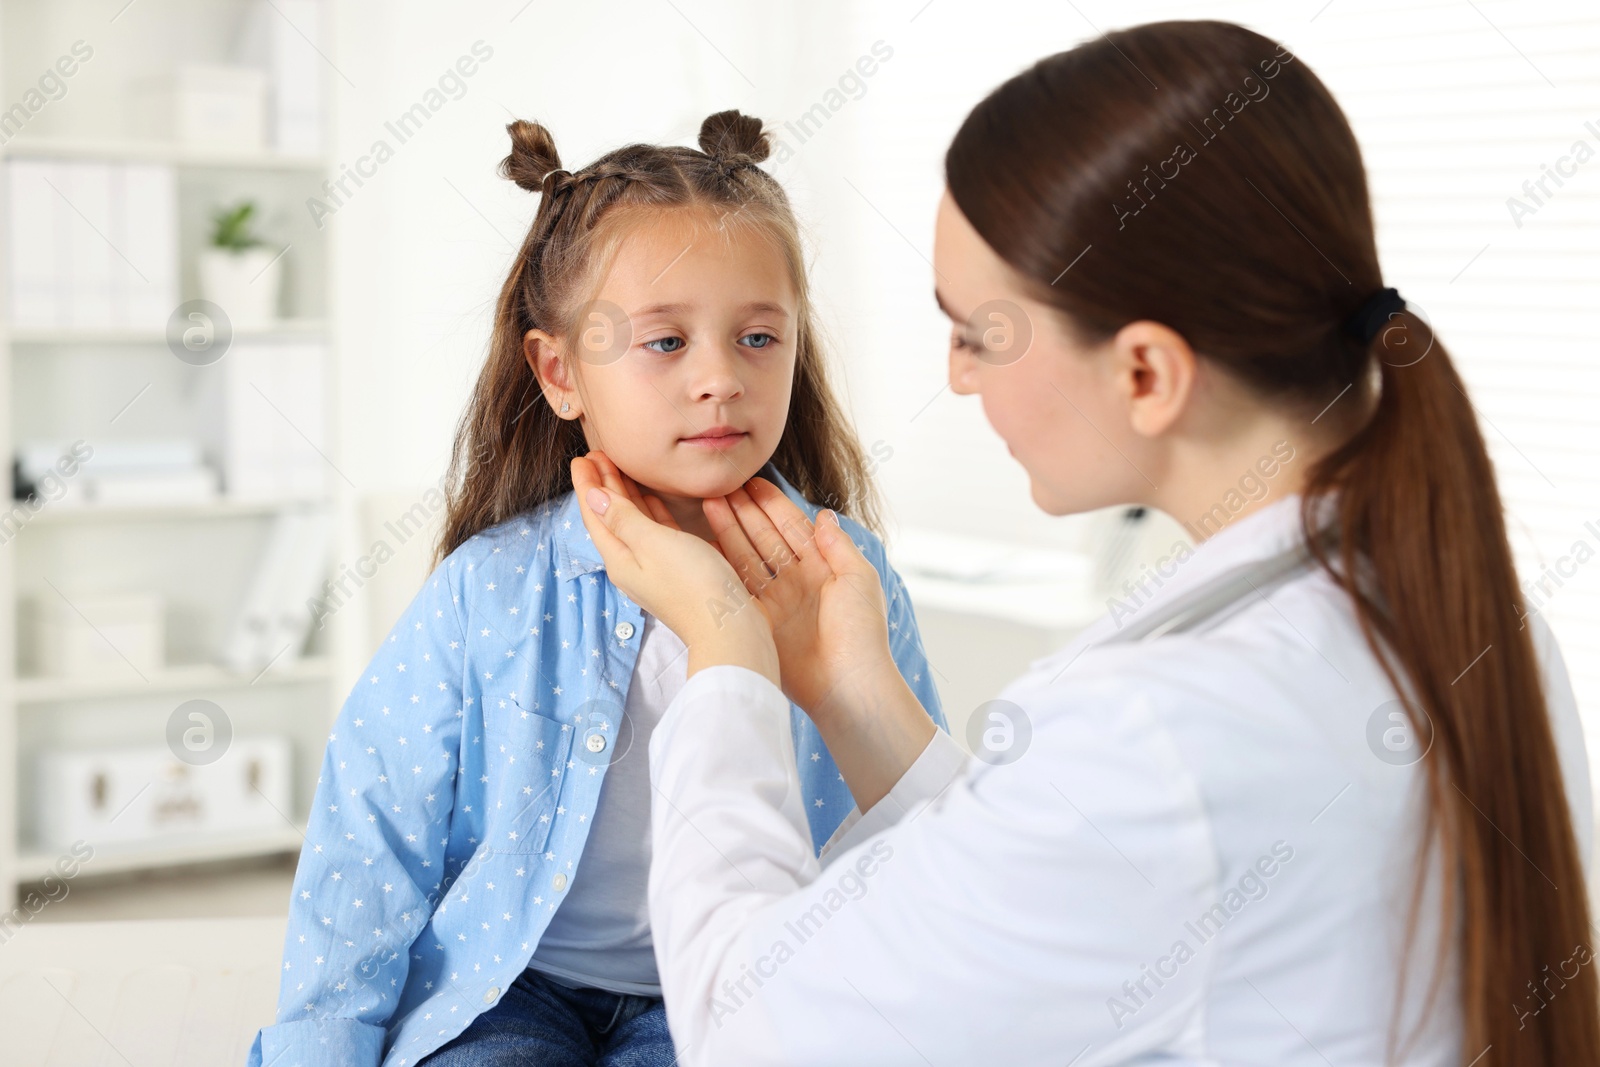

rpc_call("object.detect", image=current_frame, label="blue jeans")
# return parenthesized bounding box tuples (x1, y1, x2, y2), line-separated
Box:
(418, 968, 675, 1067)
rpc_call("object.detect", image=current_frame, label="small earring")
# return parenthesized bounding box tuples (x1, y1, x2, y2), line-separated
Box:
(561, 402, 570, 414)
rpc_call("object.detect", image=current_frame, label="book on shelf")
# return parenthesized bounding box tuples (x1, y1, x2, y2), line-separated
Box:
(5, 158, 179, 331)
(236, 0, 326, 155)
(221, 507, 333, 673)
(16, 439, 220, 507)
(200, 339, 328, 500)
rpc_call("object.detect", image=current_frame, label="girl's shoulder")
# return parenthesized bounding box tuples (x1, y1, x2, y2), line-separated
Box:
(434, 493, 579, 588)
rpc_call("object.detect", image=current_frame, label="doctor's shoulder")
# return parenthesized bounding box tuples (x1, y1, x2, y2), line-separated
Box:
(1001, 596, 1311, 736)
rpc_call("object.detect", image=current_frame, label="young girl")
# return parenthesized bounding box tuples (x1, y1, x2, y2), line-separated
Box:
(247, 111, 945, 1067)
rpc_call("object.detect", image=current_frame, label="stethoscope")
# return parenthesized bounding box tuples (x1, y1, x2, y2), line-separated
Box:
(1098, 524, 1337, 646)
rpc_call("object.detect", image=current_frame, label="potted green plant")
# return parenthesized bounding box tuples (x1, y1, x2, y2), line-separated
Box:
(197, 200, 282, 328)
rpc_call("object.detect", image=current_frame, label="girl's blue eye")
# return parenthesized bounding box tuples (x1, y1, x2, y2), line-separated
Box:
(740, 332, 777, 349)
(643, 336, 686, 354)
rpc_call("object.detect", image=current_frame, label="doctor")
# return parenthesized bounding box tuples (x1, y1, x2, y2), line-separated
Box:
(572, 20, 1598, 1067)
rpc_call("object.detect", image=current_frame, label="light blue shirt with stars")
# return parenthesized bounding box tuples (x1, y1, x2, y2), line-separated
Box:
(247, 465, 944, 1067)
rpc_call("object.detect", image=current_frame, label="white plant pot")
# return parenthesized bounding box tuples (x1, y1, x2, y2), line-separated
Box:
(198, 246, 282, 330)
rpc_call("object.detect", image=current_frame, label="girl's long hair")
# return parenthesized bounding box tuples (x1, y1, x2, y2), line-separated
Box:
(434, 110, 879, 566)
(946, 20, 1599, 1064)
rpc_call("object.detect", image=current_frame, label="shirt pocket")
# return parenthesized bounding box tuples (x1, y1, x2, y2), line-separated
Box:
(485, 695, 574, 854)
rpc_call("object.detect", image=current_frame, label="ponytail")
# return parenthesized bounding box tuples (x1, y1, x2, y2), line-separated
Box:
(1305, 315, 1600, 1062)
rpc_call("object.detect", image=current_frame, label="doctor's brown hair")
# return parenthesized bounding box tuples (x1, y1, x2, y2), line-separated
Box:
(434, 110, 879, 565)
(947, 20, 1597, 1066)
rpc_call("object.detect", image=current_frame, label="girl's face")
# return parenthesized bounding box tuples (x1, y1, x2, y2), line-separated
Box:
(530, 209, 798, 526)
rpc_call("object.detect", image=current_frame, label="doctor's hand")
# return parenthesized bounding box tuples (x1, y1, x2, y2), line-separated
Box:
(702, 480, 900, 724)
(708, 480, 935, 808)
(572, 453, 781, 687)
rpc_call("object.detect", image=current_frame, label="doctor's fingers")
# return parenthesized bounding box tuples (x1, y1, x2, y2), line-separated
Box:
(642, 494, 681, 530)
(705, 495, 811, 603)
(743, 479, 820, 558)
(811, 508, 882, 594)
(741, 478, 833, 587)
(726, 485, 820, 584)
(703, 494, 772, 591)
(570, 457, 641, 573)
(586, 451, 648, 511)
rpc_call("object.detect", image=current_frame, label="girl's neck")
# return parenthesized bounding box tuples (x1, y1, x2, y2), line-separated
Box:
(656, 493, 717, 543)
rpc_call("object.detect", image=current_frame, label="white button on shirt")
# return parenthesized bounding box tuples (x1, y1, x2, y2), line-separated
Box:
(645, 493, 1592, 1066)
(528, 613, 688, 996)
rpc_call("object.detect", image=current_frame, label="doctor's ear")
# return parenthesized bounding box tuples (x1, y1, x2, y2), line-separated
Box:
(1110, 320, 1197, 438)
(525, 329, 582, 420)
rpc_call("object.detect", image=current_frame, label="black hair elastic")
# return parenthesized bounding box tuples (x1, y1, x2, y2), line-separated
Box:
(1343, 286, 1406, 344)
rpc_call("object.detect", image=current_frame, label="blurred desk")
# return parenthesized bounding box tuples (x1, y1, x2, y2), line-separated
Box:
(891, 527, 1105, 749)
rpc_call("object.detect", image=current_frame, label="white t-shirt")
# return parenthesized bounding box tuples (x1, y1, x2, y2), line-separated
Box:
(526, 613, 687, 996)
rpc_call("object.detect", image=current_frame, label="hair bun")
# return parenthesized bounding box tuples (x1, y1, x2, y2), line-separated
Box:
(500, 119, 562, 192)
(697, 110, 770, 164)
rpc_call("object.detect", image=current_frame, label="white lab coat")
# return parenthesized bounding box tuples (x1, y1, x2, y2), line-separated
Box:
(645, 494, 1591, 1066)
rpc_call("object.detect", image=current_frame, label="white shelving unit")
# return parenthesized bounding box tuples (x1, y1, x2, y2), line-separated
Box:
(0, 0, 343, 909)
(8, 318, 328, 346)
(14, 656, 334, 704)
(12, 825, 308, 882)
(0, 134, 326, 171)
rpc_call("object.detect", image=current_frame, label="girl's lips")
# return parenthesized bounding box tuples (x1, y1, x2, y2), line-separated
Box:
(680, 431, 748, 450)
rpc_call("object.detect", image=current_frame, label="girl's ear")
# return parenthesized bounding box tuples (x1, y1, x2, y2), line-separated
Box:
(525, 329, 581, 419)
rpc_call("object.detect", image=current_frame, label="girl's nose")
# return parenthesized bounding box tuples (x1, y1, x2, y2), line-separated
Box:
(692, 343, 745, 402)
